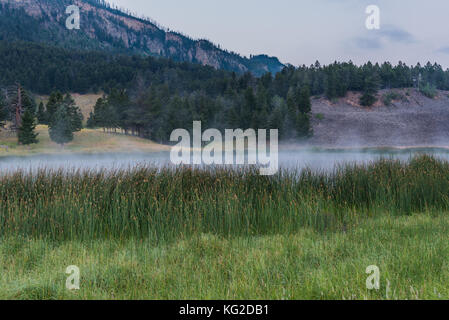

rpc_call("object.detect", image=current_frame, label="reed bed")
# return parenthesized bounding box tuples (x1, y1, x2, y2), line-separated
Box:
(1, 155, 449, 299)
(0, 155, 448, 242)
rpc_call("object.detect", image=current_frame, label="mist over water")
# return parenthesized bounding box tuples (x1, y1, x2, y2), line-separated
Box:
(2, 148, 449, 174)
(0, 152, 172, 174)
(278, 148, 449, 171)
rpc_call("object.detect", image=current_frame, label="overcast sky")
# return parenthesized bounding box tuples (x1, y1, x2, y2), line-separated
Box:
(107, 0, 449, 68)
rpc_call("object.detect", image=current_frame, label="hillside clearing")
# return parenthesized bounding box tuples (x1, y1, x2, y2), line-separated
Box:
(36, 93, 103, 121)
(310, 88, 449, 147)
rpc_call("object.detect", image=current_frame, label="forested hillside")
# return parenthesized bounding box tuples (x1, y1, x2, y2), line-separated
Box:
(83, 60, 449, 142)
(3, 40, 448, 96)
(1, 1, 449, 144)
(0, 0, 284, 76)
(0, 41, 232, 94)
(3, 37, 449, 143)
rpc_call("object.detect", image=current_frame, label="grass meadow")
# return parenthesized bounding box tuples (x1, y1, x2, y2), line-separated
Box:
(0, 125, 168, 156)
(1, 155, 449, 299)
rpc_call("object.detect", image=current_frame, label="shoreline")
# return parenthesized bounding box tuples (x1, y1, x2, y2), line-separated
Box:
(280, 144, 449, 152)
(2, 144, 449, 160)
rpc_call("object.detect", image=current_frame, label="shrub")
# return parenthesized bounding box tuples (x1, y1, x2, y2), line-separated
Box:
(420, 83, 437, 99)
(360, 92, 377, 106)
(382, 91, 408, 106)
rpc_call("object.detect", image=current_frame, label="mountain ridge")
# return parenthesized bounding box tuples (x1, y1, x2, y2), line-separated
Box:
(0, 0, 284, 76)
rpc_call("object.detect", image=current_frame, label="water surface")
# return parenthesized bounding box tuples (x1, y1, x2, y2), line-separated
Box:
(1, 148, 448, 174)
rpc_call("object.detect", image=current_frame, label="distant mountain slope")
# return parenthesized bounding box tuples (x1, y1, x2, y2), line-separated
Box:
(0, 0, 284, 76)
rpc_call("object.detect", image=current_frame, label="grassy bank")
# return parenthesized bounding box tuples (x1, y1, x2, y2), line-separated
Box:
(0, 125, 168, 156)
(1, 155, 449, 299)
(2, 214, 449, 300)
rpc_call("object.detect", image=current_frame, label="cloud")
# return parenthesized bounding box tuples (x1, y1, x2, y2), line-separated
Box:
(353, 25, 416, 50)
(436, 47, 449, 54)
(354, 37, 382, 49)
(379, 25, 415, 43)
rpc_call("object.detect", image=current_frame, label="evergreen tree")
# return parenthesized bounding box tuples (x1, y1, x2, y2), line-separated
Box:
(92, 97, 107, 130)
(286, 87, 297, 118)
(108, 89, 130, 133)
(21, 90, 37, 114)
(63, 94, 83, 132)
(225, 102, 241, 129)
(45, 92, 64, 124)
(297, 85, 311, 114)
(18, 109, 39, 145)
(86, 111, 96, 128)
(45, 92, 83, 131)
(325, 70, 337, 100)
(49, 106, 74, 146)
(252, 85, 269, 129)
(268, 96, 287, 139)
(165, 96, 181, 132)
(380, 62, 394, 89)
(242, 87, 256, 128)
(360, 74, 380, 106)
(37, 102, 47, 124)
(296, 112, 311, 138)
(0, 94, 7, 128)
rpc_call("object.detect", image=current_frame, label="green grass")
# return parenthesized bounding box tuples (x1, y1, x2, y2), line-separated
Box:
(1, 155, 449, 299)
(2, 214, 449, 300)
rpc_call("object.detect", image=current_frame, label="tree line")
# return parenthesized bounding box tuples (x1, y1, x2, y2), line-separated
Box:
(85, 59, 449, 143)
(86, 77, 312, 142)
(0, 87, 83, 147)
(2, 41, 449, 96)
(2, 40, 449, 144)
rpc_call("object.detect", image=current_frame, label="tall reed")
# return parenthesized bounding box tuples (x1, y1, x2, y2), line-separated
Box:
(0, 155, 448, 242)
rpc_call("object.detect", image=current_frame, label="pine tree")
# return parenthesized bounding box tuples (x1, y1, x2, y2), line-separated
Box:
(325, 70, 337, 100)
(37, 102, 47, 124)
(63, 94, 83, 132)
(21, 90, 37, 114)
(0, 94, 7, 128)
(268, 96, 287, 139)
(49, 106, 73, 146)
(297, 85, 311, 114)
(45, 92, 63, 124)
(86, 111, 96, 128)
(91, 97, 107, 130)
(296, 112, 311, 138)
(18, 109, 39, 145)
(286, 87, 297, 118)
(225, 102, 240, 128)
(295, 85, 312, 138)
(360, 74, 380, 106)
(242, 87, 256, 128)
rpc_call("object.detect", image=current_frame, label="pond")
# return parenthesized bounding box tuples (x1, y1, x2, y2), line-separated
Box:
(1, 147, 449, 174)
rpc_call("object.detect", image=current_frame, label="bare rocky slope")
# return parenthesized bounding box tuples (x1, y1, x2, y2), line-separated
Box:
(309, 89, 449, 148)
(0, 0, 284, 76)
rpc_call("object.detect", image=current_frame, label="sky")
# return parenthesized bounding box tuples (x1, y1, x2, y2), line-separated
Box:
(107, 0, 449, 68)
